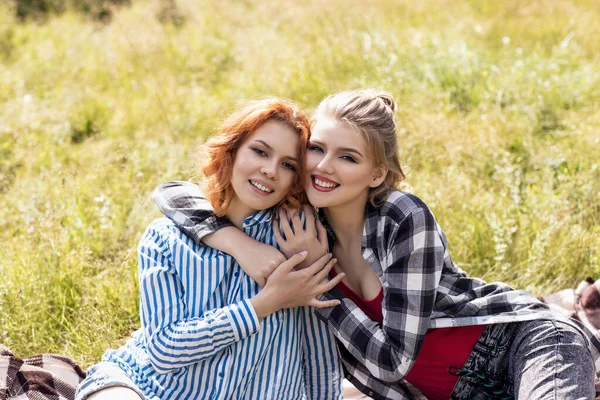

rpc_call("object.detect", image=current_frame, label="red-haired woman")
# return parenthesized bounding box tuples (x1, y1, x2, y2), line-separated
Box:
(75, 99, 345, 400)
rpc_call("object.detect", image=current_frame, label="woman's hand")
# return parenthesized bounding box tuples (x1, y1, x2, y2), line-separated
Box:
(251, 252, 345, 320)
(273, 205, 329, 269)
(237, 241, 287, 287)
(202, 227, 285, 287)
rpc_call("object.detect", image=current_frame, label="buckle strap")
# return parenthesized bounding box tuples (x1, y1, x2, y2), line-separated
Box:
(448, 366, 514, 400)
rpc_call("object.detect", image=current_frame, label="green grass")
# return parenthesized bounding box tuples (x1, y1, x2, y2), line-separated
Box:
(1, 0, 599, 367)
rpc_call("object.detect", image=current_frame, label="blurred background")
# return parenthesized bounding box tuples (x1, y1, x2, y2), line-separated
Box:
(0, 0, 599, 367)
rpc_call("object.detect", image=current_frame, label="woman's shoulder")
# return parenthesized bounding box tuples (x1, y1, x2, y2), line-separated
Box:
(142, 217, 181, 237)
(139, 218, 195, 251)
(139, 218, 223, 263)
(376, 190, 434, 223)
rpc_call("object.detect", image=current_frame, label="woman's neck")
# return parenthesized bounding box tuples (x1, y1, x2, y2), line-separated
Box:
(323, 194, 368, 250)
(226, 196, 256, 229)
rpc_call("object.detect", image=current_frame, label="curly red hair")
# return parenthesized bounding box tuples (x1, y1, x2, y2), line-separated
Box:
(201, 98, 310, 217)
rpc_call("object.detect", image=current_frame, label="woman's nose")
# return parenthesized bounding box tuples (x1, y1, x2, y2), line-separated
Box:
(316, 156, 334, 175)
(260, 161, 277, 179)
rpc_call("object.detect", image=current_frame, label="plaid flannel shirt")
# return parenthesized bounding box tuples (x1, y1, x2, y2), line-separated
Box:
(153, 181, 600, 400)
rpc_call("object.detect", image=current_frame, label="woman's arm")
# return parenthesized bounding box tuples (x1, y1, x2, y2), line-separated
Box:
(152, 181, 284, 286)
(138, 219, 259, 374)
(152, 182, 327, 284)
(152, 181, 234, 243)
(315, 205, 445, 383)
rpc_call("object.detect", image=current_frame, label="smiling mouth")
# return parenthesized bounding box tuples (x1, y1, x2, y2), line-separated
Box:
(311, 175, 339, 192)
(249, 180, 274, 194)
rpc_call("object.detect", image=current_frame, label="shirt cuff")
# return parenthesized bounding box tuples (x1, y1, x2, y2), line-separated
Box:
(183, 216, 235, 242)
(225, 299, 261, 341)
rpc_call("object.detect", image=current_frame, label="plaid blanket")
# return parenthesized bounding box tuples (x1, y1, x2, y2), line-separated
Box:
(0, 345, 85, 400)
(540, 277, 600, 339)
(539, 277, 600, 397)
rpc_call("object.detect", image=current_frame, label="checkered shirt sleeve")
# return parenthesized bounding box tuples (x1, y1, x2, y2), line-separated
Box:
(151, 181, 233, 242)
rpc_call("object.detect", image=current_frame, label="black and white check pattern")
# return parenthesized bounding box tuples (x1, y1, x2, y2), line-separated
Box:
(152, 181, 234, 243)
(153, 182, 600, 400)
(312, 190, 600, 398)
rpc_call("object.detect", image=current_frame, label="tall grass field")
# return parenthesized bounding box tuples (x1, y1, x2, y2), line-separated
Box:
(1, 0, 599, 367)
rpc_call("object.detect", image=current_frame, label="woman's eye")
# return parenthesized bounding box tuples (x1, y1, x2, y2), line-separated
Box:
(282, 162, 297, 172)
(252, 148, 267, 157)
(308, 145, 323, 153)
(341, 155, 357, 163)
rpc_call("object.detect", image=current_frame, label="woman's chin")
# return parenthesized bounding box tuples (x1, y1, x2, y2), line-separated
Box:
(306, 194, 334, 209)
(238, 194, 281, 212)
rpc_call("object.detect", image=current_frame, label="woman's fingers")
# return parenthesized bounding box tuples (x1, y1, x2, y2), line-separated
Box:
(278, 251, 308, 273)
(313, 256, 337, 282)
(304, 205, 316, 234)
(273, 218, 285, 245)
(279, 208, 295, 239)
(309, 298, 341, 309)
(315, 218, 328, 246)
(290, 209, 304, 236)
(317, 271, 345, 293)
(304, 252, 333, 275)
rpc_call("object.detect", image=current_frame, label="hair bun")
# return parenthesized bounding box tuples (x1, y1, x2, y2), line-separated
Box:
(377, 93, 397, 113)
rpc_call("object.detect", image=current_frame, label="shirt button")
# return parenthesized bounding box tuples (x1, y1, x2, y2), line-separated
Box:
(234, 272, 239, 277)
(368, 391, 374, 396)
(218, 372, 224, 378)
(346, 375, 352, 380)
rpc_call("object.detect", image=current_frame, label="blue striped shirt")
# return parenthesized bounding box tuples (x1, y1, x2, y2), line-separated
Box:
(102, 213, 343, 399)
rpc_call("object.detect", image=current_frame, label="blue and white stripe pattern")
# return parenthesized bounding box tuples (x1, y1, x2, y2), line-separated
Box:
(100, 215, 342, 399)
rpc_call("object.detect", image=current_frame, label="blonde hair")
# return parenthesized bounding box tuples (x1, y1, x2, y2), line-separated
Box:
(313, 89, 405, 207)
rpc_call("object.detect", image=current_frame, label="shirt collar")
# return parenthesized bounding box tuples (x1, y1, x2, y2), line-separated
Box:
(362, 201, 380, 250)
(242, 208, 274, 228)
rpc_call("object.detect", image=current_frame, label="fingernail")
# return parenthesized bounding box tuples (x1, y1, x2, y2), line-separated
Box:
(300, 250, 308, 257)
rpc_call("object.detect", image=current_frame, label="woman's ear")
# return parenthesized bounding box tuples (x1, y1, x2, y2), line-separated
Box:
(369, 166, 388, 188)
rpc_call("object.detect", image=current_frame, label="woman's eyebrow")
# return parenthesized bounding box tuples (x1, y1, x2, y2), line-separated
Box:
(255, 140, 298, 162)
(310, 140, 362, 158)
(338, 147, 363, 157)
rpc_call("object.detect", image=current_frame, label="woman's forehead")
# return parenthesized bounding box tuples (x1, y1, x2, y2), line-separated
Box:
(311, 118, 367, 150)
(247, 120, 300, 156)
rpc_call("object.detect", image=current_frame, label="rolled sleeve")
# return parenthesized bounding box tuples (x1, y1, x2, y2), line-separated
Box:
(152, 181, 234, 243)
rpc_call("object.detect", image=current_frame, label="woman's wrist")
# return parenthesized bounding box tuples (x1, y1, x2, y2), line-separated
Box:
(250, 289, 280, 320)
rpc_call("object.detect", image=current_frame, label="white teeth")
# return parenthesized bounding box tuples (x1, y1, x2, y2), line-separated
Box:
(250, 180, 273, 193)
(314, 178, 337, 188)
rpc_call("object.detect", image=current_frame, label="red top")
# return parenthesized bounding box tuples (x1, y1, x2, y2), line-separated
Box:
(330, 268, 485, 400)
(330, 267, 384, 322)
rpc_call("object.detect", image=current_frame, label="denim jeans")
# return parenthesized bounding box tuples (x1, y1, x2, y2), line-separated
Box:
(75, 362, 145, 400)
(450, 319, 595, 400)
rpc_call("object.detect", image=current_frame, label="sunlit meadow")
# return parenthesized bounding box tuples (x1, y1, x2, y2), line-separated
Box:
(1, 0, 599, 366)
